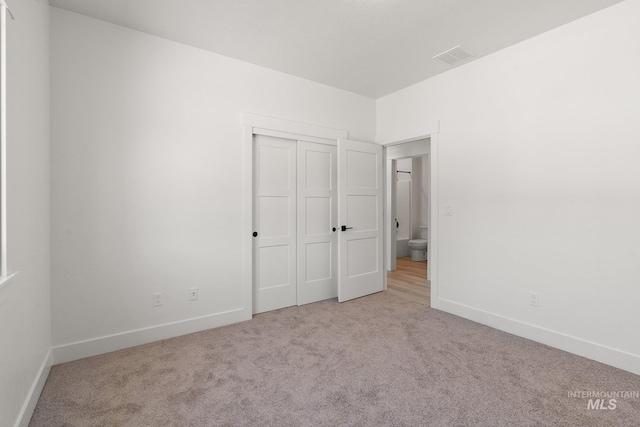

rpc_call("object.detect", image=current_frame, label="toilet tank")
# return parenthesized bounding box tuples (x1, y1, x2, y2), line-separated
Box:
(419, 226, 428, 239)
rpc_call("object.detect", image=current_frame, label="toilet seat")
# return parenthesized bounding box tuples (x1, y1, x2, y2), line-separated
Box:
(408, 239, 427, 247)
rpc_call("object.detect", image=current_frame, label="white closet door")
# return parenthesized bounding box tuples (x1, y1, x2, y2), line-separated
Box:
(338, 139, 384, 302)
(253, 135, 297, 314)
(297, 141, 337, 305)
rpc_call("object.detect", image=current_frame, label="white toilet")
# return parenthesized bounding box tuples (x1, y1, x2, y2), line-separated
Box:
(408, 226, 428, 261)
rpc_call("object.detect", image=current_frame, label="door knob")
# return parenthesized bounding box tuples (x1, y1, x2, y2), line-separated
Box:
(253, 231, 258, 237)
(341, 225, 353, 232)
(332, 227, 337, 232)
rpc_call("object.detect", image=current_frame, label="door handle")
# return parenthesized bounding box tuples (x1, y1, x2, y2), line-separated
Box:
(341, 225, 353, 232)
(253, 232, 258, 237)
(332, 227, 337, 232)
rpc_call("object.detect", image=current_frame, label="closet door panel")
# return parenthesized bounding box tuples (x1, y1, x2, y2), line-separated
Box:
(253, 135, 297, 314)
(297, 141, 338, 305)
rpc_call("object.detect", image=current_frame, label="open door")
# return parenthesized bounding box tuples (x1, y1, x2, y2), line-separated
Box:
(337, 139, 384, 302)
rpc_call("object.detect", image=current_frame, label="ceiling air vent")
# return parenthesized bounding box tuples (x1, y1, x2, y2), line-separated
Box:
(433, 45, 474, 65)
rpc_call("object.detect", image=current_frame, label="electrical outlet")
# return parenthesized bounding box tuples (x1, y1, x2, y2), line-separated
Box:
(153, 292, 163, 307)
(529, 292, 539, 307)
(189, 287, 198, 301)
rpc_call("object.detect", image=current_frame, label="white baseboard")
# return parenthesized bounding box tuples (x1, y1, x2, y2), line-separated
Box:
(52, 307, 251, 365)
(437, 298, 640, 376)
(15, 349, 52, 427)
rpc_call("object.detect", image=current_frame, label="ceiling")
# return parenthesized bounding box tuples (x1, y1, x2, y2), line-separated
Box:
(48, 0, 624, 98)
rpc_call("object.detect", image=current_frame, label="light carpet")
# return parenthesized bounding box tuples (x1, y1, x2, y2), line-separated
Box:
(31, 292, 640, 426)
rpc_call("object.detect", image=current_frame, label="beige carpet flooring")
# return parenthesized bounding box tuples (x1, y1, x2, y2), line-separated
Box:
(31, 292, 640, 426)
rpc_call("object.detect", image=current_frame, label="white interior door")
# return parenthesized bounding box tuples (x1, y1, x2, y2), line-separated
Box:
(253, 135, 297, 314)
(297, 141, 338, 305)
(338, 139, 384, 302)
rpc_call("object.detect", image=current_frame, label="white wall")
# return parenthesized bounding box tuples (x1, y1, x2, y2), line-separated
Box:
(421, 155, 429, 235)
(50, 8, 375, 362)
(378, 0, 640, 374)
(411, 157, 422, 239)
(396, 158, 412, 240)
(0, 1, 51, 426)
(395, 157, 427, 244)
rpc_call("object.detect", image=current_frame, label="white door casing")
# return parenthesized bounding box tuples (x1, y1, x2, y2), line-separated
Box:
(383, 132, 439, 307)
(386, 159, 398, 271)
(338, 139, 384, 302)
(253, 135, 297, 314)
(297, 142, 338, 305)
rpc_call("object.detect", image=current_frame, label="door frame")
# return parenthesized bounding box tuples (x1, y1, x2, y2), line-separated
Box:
(382, 123, 440, 309)
(387, 159, 398, 271)
(242, 113, 348, 316)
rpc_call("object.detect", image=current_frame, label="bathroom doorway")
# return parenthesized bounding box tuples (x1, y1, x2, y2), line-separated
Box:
(384, 139, 431, 305)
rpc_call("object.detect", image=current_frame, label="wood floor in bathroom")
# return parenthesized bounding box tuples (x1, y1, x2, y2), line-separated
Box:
(386, 256, 430, 306)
